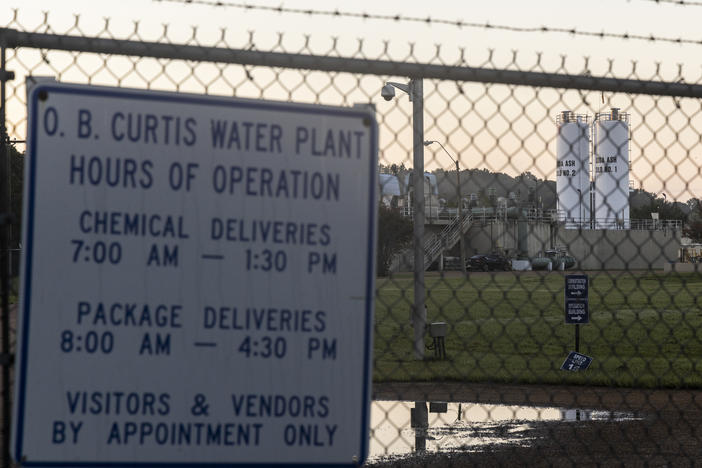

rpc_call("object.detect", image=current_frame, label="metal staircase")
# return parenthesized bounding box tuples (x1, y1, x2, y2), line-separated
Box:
(423, 212, 473, 270)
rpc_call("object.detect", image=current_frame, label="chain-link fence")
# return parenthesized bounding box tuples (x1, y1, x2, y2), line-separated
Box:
(2, 8, 702, 466)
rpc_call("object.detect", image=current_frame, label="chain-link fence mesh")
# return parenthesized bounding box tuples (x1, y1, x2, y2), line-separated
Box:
(3, 8, 702, 466)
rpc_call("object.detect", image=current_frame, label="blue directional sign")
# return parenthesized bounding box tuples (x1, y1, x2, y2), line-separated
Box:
(565, 274, 589, 324)
(565, 299, 588, 324)
(565, 274, 588, 299)
(561, 351, 593, 372)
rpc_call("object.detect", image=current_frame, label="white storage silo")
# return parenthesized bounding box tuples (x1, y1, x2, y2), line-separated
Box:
(593, 108, 630, 229)
(556, 111, 590, 228)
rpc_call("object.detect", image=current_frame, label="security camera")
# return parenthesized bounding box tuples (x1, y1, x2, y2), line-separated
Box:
(381, 84, 396, 101)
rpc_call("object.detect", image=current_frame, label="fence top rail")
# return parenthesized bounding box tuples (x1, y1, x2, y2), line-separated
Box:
(2, 27, 702, 98)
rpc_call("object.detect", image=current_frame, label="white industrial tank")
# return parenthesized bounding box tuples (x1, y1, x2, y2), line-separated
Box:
(593, 108, 630, 229)
(556, 111, 590, 228)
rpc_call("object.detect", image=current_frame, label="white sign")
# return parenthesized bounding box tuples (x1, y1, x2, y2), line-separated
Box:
(13, 82, 377, 466)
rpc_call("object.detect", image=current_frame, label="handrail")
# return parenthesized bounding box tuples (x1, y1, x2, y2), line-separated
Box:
(422, 212, 473, 269)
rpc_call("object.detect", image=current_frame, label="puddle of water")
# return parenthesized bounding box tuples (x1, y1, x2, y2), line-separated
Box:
(369, 400, 639, 462)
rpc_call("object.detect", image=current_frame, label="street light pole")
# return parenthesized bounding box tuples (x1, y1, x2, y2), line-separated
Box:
(383, 78, 426, 359)
(424, 140, 465, 274)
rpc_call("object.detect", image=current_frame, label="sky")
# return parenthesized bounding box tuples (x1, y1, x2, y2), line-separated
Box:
(4, 0, 702, 200)
(7, 0, 701, 69)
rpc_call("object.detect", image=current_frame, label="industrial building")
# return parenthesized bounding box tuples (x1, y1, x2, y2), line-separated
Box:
(556, 108, 632, 230)
(381, 108, 682, 271)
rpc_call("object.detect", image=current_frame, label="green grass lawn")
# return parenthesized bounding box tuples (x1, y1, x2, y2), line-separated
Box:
(374, 271, 702, 388)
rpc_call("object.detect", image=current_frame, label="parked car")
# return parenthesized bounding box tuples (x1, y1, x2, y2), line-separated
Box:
(468, 253, 511, 271)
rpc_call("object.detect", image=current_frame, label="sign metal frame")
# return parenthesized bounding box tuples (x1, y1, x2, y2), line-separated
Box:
(13, 82, 378, 467)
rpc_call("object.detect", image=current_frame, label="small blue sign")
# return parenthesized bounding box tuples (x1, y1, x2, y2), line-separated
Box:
(565, 298, 589, 324)
(565, 274, 588, 299)
(561, 351, 593, 372)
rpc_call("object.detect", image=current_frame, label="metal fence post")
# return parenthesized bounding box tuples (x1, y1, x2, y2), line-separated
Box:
(0, 41, 12, 468)
(411, 78, 425, 360)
